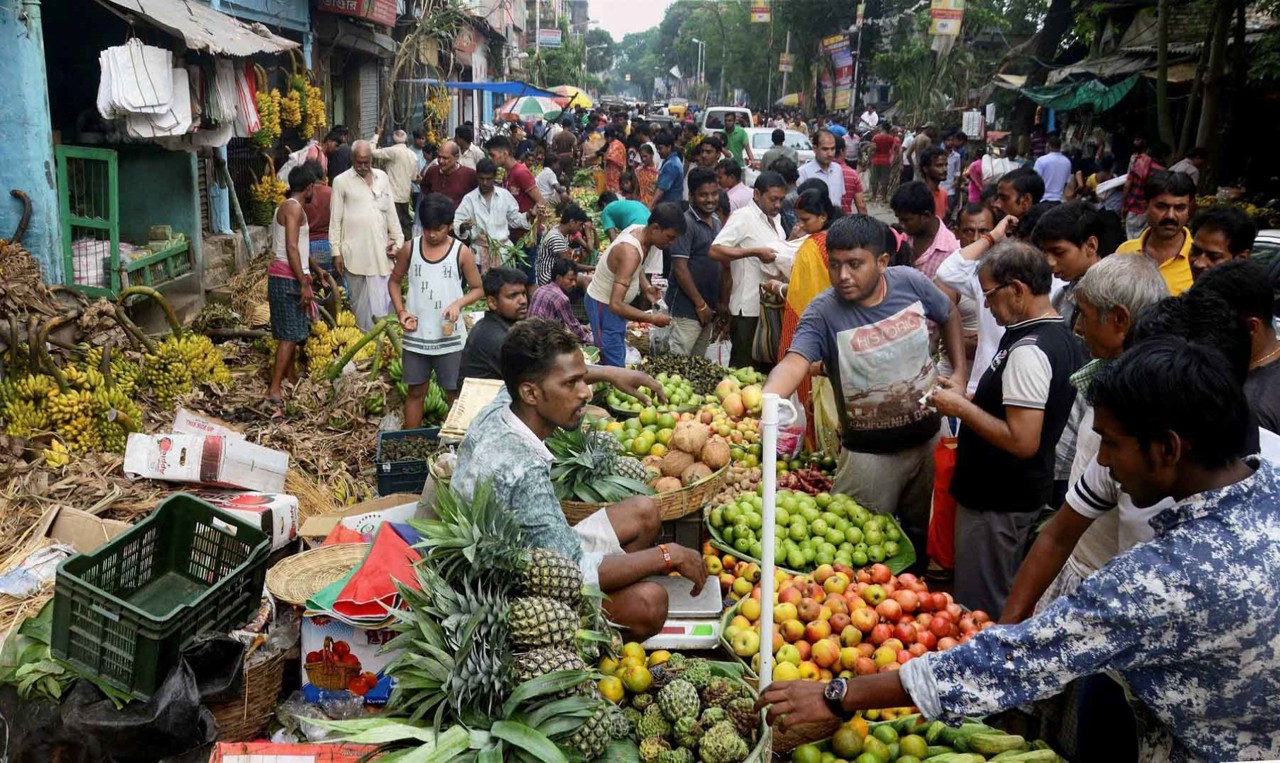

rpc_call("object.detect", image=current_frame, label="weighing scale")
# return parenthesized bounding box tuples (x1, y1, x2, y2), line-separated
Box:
(641, 574, 726, 650)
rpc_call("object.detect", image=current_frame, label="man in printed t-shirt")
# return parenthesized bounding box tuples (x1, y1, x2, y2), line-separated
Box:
(762, 215, 967, 570)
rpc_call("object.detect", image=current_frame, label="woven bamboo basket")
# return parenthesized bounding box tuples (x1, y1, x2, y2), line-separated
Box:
(209, 647, 287, 742)
(560, 464, 729, 525)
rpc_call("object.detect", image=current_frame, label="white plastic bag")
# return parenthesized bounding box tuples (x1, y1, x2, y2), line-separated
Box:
(777, 392, 806, 459)
(705, 338, 732, 366)
(277, 141, 317, 181)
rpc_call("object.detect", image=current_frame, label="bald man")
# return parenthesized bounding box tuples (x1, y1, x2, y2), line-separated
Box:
(329, 140, 404, 331)
(371, 129, 422, 235)
(420, 139, 478, 208)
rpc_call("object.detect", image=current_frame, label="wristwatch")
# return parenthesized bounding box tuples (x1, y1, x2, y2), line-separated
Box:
(823, 677, 848, 714)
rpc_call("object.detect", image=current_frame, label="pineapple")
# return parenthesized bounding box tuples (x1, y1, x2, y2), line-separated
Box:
(520, 547, 584, 605)
(559, 701, 612, 760)
(615, 455, 652, 482)
(510, 596, 580, 649)
(658, 679, 700, 722)
(547, 425, 655, 503)
(513, 647, 586, 684)
(414, 480, 526, 588)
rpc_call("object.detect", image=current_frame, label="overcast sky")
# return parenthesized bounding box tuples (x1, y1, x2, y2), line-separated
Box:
(587, 0, 675, 39)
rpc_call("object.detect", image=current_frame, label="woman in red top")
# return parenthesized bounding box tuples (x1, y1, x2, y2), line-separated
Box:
(603, 128, 627, 195)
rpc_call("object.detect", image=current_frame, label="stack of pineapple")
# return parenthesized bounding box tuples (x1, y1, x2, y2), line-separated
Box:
(378, 481, 623, 761)
(547, 423, 655, 504)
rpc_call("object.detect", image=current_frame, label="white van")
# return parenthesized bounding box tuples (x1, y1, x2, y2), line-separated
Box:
(699, 107, 754, 136)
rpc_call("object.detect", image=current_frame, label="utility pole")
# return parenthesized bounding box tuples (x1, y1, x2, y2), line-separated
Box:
(781, 30, 790, 100)
(534, 0, 541, 85)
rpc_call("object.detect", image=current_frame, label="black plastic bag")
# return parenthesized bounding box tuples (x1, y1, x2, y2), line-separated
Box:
(182, 636, 245, 704)
(61, 660, 217, 762)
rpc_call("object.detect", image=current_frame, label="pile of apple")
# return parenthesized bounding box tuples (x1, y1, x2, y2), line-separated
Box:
(722, 563, 993, 681)
(703, 545, 762, 604)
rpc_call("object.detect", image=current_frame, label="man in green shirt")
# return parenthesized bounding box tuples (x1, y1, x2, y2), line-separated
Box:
(722, 112, 755, 168)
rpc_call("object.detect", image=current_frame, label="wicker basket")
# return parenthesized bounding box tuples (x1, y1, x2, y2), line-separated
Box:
(304, 635, 361, 691)
(561, 464, 729, 525)
(209, 647, 287, 742)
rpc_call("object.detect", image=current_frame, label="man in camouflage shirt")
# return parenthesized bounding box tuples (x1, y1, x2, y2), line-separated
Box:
(451, 319, 706, 640)
(757, 336, 1280, 763)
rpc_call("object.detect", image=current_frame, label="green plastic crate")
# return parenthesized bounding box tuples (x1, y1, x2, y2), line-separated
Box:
(51, 493, 270, 700)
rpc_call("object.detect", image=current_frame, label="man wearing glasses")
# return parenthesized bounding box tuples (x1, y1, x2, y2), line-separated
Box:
(926, 238, 1085, 614)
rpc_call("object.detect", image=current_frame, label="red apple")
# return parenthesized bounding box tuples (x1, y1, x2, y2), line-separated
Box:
(908, 642, 928, 657)
(813, 564, 835, 584)
(893, 622, 917, 645)
(937, 636, 958, 650)
(869, 563, 892, 584)
(829, 612, 851, 633)
(869, 623, 892, 646)
(850, 607, 878, 633)
(782, 619, 806, 643)
(855, 642, 875, 658)
(805, 620, 832, 642)
(917, 631, 937, 650)
(778, 586, 801, 605)
(797, 598, 822, 622)
(854, 656, 877, 675)
(893, 590, 920, 613)
(824, 594, 849, 615)
(856, 569, 872, 585)
(896, 649, 912, 664)
(795, 640, 812, 661)
(876, 599, 903, 621)
(812, 638, 840, 668)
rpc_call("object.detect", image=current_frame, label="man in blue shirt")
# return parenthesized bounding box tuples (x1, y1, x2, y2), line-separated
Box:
(650, 131, 684, 208)
(757, 336, 1280, 763)
(1034, 133, 1073, 203)
(597, 193, 651, 241)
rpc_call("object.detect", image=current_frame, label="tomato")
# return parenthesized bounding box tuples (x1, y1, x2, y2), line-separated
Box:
(305, 651, 323, 663)
(347, 676, 369, 696)
(339, 653, 361, 666)
(331, 640, 351, 658)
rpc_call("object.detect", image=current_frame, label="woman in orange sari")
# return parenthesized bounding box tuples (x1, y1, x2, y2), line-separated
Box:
(603, 128, 627, 194)
(635, 143, 659, 205)
(765, 184, 838, 434)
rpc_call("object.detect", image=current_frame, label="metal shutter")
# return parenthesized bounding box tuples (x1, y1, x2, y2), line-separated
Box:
(358, 60, 379, 137)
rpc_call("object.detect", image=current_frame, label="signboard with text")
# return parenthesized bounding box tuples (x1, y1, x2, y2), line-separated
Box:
(929, 0, 966, 36)
(821, 34, 850, 55)
(537, 28, 563, 48)
(751, 2, 770, 22)
(314, 0, 396, 28)
(778, 52, 793, 72)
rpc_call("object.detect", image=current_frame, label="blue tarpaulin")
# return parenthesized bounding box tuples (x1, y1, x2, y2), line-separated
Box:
(396, 79, 557, 98)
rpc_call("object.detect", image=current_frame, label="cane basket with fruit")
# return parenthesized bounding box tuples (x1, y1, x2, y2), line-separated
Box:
(305, 636, 362, 690)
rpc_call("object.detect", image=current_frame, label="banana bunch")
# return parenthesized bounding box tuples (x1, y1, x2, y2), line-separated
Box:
(0, 374, 56, 438)
(307, 316, 377, 375)
(388, 358, 408, 400)
(301, 82, 326, 139)
(62, 365, 105, 392)
(329, 470, 374, 506)
(92, 385, 142, 452)
(365, 392, 386, 416)
(140, 334, 233, 407)
(422, 378, 448, 425)
(83, 347, 139, 394)
(249, 171, 287, 226)
(47, 388, 99, 453)
(253, 90, 282, 148)
(43, 439, 70, 468)
(280, 87, 303, 128)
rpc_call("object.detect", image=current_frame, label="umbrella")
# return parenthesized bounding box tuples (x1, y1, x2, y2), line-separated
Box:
(552, 85, 594, 109)
(775, 93, 802, 107)
(497, 95, 562, 121)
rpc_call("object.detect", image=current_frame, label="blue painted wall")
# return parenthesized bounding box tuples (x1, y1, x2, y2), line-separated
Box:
(0, 0, 61, 281)
(115, 146, 204, 274)
(208, 0, 310, 33)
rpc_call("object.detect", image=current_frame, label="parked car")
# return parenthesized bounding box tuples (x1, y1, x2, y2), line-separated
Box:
(741, 128, 813, 185)
(700, 107, 755, 136)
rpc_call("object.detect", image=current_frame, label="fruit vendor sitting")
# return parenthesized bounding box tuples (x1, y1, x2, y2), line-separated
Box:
(755, 338, 1280, 763)
(452, 318, 706, 640)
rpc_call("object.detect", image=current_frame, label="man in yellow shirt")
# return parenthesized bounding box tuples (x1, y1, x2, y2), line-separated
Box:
(1115, 170, 1196, 296)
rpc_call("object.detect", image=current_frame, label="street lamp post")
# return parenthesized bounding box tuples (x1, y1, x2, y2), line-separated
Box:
(690, 38, 706, 102)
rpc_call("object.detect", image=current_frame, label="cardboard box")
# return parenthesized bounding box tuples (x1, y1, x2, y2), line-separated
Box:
(300, 615, 400, 706)
(172, 408, 245, 440)
(186, 490, 299, 551)
(124, 433, 288, 493)
(32, 506, 132, 554)
(298, 494, 420, 542)
(209, 742, 377, 763)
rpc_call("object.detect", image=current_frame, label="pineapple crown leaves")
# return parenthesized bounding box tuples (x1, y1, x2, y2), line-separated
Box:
(546, 425, 655, 503)
(410, 479, 526, 586)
